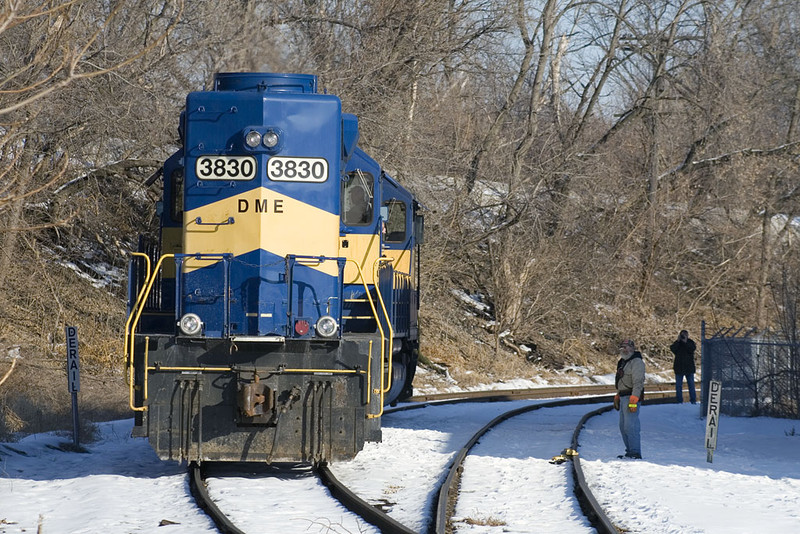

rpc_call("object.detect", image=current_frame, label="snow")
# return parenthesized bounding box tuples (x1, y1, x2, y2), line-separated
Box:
(580, 403, 800, 533)
(2, 400, 799, 533)
(0, 420, 215, 533)
(412, 369, 672, 395)
(206, 466, 367, 533)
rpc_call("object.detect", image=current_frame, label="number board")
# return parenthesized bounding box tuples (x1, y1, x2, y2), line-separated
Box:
(267, 156, 328, 183)
(196, 156, 257, 180)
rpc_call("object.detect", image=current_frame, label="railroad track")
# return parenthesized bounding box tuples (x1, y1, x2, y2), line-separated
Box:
(407, 381, 681, 403)
(189, 383, 683, 533)
(431, 396, 608, 533)
(189, 463, 243, 534)
(429, 393, 676, 533)
(189, 461, 406, 533)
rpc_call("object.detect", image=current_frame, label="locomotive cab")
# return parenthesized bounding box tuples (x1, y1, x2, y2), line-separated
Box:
(125, 73, 421, 464)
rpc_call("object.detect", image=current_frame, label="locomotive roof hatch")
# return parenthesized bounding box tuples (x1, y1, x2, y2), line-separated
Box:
(213, 72, 318, 93)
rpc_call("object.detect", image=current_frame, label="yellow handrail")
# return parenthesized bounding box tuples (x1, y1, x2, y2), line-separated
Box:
(128, 254, 175, 362)
(125, 254, 385, 417)
(373, 257, 395, 394)
(366, 339, 373, 407)
(125, 253, 152, 411)
(344, 259, 388, 418)
(124, 252, 151, 386)
(127, 254, 175, 411)
(142, 365, 364, 375)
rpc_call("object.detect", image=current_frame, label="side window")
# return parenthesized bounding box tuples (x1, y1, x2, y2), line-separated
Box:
(342, 170, 373, 226)
(170, 168, 184, 223)
(384, 200, 407, 242)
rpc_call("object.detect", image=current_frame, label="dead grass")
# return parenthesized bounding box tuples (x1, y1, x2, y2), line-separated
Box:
(0, 248, 129, 441)
(416, 288, 682, 392)
(0, 353, 128, 441)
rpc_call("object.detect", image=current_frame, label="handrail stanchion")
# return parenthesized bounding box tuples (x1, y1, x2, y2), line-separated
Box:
(124, 253, 151, 383)
(373, 257, 395, 394)
(345, 259, 386, 418)
(125, 252, 151, 411)
(127, 254, 175, 411)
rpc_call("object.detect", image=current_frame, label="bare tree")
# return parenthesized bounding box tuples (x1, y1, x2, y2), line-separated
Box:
(0, 1, 191, 363)
(3, 0, 800, 386)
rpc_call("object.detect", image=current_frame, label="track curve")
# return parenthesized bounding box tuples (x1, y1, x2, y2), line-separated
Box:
(430, 396, 614, 533)
(189, 384, 680, 533)
(568, 396, 675, 534)
(390, 386, 677, 532)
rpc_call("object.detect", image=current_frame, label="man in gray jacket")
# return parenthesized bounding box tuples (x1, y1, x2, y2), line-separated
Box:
(614, 339, 645, 459)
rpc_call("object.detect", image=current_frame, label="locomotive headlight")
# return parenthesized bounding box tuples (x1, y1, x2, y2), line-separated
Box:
(179, 313, 203, 336)
(262, 131, 279, 148)
(245, 130, 262, 148)
(315, 315, 338, 338)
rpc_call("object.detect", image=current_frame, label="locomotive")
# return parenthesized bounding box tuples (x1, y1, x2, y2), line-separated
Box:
(124, 72, 422, 464)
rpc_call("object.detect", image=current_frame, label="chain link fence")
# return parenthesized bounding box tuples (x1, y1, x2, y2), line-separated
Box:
(701, 322, 800, 418)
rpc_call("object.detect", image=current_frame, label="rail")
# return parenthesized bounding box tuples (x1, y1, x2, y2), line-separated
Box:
(188, 463, 245, 534)
(569, 404, 617, 533)
(408, 381, 684, 403)
(431, 395, 618, 533)
(317, 463, 416, 534)
(190, 461, 414, 534)
(382, 386, 681, 532)
(569, 396, 676, 533)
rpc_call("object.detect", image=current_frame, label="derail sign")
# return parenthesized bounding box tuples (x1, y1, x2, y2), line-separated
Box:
(705, 380, 722, 462)
(66, 325, 80, 393)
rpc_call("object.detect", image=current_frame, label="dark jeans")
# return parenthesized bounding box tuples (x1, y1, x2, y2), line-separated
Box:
(675, 373, 696, 403)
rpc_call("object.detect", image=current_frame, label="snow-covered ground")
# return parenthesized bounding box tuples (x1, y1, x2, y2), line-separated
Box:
(1, 399, 799, 533)
(411, 366, 675, 396)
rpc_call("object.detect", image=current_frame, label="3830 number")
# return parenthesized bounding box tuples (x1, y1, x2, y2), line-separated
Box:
(267, 157, 328, 182)
(196, 156, 257, 180)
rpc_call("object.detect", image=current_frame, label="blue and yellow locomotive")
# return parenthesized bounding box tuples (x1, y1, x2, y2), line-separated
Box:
(125, 72, 422, 463)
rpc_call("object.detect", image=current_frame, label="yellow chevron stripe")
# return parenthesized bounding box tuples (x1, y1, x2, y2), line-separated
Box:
(184, 188, 340, 275)
(340, 232, 381, 284)
(339, 234, 413, 284)
(383, 247, 411, 274)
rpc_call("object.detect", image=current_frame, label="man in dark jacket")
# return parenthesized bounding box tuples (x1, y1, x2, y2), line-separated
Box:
(670, 330, 697, 404)
(614, 339, 645, 459)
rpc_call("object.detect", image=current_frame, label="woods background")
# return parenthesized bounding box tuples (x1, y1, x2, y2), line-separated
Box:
(2, 0, 800, 434)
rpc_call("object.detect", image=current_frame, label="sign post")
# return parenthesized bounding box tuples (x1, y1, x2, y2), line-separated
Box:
(704, 379, 722, 462)
(65, 325, 81, 448)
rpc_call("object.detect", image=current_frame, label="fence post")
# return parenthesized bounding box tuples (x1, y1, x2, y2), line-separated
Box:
(700, 320, 708, 413)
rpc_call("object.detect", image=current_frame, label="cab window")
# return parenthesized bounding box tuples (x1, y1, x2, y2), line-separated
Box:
(342, 170, 373, 226)
(384, 200, 406, 242)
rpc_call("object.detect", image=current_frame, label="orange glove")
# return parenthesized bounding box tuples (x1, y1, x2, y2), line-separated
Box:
(628, 395, 639, 412)
(613, 394, 620, 411)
